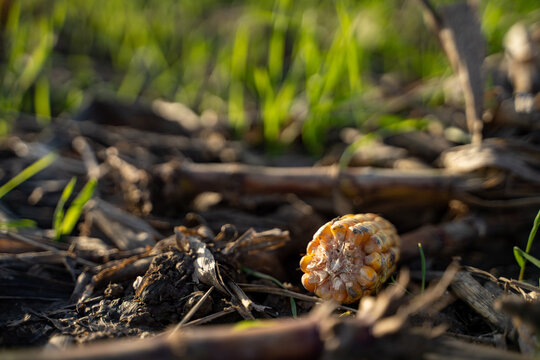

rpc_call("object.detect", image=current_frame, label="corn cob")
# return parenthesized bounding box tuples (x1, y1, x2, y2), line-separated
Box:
(300, 213, 400, 304)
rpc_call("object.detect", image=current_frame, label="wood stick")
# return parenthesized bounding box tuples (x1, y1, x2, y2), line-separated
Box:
(400, 214, 531, 261)
(239, 283, 358, 313)
(154, 160, 473, 199)
(12, 317, 322, 360)
(428, 337, 529, 360)
(8, 313, 530, 360)
(416, 0, 485, 144)
(1, 231, 96, 267)
(450, 271, 511, 331)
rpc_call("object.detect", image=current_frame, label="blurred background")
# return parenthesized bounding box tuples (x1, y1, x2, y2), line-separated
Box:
(0, 0, 538, 153)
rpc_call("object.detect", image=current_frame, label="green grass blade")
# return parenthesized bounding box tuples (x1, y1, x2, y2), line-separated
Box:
(289, 297, 297, 318)
(53, 177, 77, 241)
(514, 246, 525, 268)
(34, 75, 51, 124)
(268, 0, 290, 83)
(253, 67, 273, 99)
(525, 210, 540, 254)
(241, 266, 283, 288)
(231, 23, 249, 80)
(242, 266, 297, 318)
(228, 81, 246, 134)
(338, 133, 376, 169)
(18, 18, 55, 93)
(0, 219, 37, 231)
(0, 152, 58, 199)
(59, 178, 97, 237)
(300, 11, 322, 78)
(233, 319, 273, 331)
(518, 209, 540, 280)
(229, 22, 250, 134)
(268, 26, 285, 83)
(514, 247, 540, 270)
(418, 243, 426, 294)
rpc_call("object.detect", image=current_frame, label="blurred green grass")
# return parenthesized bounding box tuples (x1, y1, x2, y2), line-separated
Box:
(0, 0, 538, 152)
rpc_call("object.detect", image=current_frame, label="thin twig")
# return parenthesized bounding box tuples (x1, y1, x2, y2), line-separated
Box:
(181, 308, 236, 327)
(239, 283, 358, 313)
(3, 231, 97, 267)
(169, 286, 215, 337)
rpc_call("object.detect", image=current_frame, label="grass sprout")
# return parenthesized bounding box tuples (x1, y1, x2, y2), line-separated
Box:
(418, 242, 426, 294)
(338, 133, 377, 169)
(53, 177, 76, 241)
(0, 219, 37, 231)
(1, 1, 538, 148)
(514, 209, 540, 281)
(54, 177, 97, 241)
(0, 152, 58, 200)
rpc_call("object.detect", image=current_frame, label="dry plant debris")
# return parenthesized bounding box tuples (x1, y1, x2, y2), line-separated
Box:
(7, 265, 536, 360)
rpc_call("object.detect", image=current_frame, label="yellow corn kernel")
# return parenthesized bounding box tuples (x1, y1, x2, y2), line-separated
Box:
(301, 273, 316, 292)
(306, 239, 319, 254)
(300, 255, 313, 272)
(364, 252, 382, 271)
(357, 265, 377, 287)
